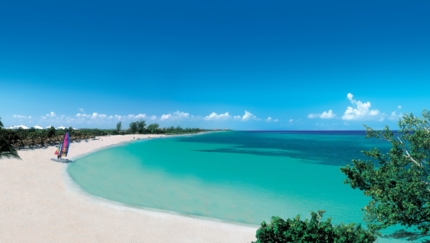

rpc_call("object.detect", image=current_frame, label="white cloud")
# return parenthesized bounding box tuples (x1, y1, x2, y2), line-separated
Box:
(90, 113, 108, 119)
(79, 108, 85, 112)
(289, 119, 293, 123)
(204, 112, 230, 121)
(41, 111, 57, 120)
(388, 111, 403, 121)
(233, 111, 257, 121)
(160, 111, 190, 121)
(398, 106, 402, 109)
(341, 93, 381, 121)
(108, 114, 147, 120)
(242, 111, 256, 121)
(265, 117, 279, 122)
(135, 114, 146, 119)
(33, 111, 162, 127)
(13, 114, 31, 119)
(175, 111, 190, 118)
(320, 110, 336, 119)
(160, 114, 172, 120)
(308, 113, 318, 119)
(308, 110, 336, 119)
(76, 113, 90, 118)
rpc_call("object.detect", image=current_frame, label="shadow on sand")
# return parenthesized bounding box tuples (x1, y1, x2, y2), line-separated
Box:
(50, 158, 73, 163)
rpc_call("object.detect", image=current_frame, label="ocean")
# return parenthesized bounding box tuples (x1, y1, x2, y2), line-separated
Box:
(67, 131, 421, 242)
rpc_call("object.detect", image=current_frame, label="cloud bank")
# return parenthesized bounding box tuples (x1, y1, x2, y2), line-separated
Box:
(308, 110, 336, 119)
(341, 93, 380, 121)
(204, 112, 230, 121)
(234, 110, 257, 121)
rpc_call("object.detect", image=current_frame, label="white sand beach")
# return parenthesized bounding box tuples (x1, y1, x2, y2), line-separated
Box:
(0, 135, 256, 243)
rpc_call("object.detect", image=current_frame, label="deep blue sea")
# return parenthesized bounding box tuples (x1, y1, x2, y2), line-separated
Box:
(68, 131, 425, 242)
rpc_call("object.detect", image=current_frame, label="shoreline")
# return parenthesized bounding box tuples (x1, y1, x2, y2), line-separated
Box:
(63, 165, 259, 229)
(0, 134, 256, 242)
(65, 132, 258, 229)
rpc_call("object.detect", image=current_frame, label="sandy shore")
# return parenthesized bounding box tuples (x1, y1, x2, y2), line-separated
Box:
(0, 134, 256, 243)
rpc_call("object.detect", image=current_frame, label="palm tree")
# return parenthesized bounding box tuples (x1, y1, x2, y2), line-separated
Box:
(38, 129, 47, 147)
(0, 138, 21, 159)
(0, 122, 20, 159)
(46, 126, 56, 145)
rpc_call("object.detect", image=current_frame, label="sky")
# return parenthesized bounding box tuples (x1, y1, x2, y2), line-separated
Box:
(1, 0, 429, 130)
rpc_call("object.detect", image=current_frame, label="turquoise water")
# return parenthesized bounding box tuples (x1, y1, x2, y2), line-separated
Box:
(68, 131, 423, 241)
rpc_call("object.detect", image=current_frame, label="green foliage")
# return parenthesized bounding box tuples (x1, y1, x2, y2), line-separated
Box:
(0, 138, 21, 160)
(137, 120, 146, 134)
(67, 127, 74, 136)
(129, 122, 138, 134)
(0, 125, 21, 160)
(0, 115, 209, 150)
(341, 109, 430, 233)
(147, 123, 160, 134)
(254, 211, 376, 243)
(79, 128, 108, 136)
(164, 126, 203, 134)
(47, 126, 56, 139)
(116, 121, 122, 133)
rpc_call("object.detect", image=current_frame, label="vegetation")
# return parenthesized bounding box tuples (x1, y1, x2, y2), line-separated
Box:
(0, 117, 21, 160)
(341, 109, 430, 233)
(137, 120, 146, 134)
(116, 121, 122, 133)
(0, 118, 209, 150)
(164, 125, 202, 134)
(254, 211, 376, 243)
(147, 123, 160, 134)
(128, 121, 138, 134)
(254, 110, 430, 241)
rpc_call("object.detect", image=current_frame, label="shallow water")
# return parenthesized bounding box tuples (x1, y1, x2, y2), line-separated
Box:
(68, 131, 425, 242)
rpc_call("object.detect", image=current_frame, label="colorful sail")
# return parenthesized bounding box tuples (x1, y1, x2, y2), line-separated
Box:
(54, 132, 70, 157)
(54, 143, 62, 155)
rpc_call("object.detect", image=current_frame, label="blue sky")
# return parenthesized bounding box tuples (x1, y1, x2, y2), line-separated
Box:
(1, 1, 429, 130)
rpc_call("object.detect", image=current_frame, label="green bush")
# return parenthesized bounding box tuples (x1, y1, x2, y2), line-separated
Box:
(254, 211, 376, 243)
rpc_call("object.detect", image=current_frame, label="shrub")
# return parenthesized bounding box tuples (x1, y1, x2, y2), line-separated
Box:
(254, 211, 376, 243)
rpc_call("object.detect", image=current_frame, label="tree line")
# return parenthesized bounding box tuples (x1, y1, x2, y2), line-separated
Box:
(0, 125, 107, 150)
(113, 120, 206, 135)
(0, 118, 208, 152)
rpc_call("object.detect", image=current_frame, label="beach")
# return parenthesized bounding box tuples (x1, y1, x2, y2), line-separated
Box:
(0, 134, 256, 243)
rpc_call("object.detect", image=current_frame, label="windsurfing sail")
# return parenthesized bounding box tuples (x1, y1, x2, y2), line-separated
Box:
(54, 132, 70, 158)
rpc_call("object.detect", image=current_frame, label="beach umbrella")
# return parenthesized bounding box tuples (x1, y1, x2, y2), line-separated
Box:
(16, 124, 29, 129)
(32, 125, 43, 129)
